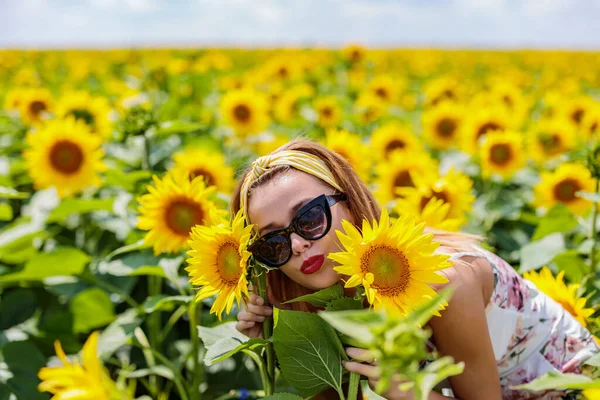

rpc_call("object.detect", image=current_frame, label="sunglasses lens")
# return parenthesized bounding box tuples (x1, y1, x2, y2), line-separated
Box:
(257, 234, 291, 266)
(297, 204, 328, 239)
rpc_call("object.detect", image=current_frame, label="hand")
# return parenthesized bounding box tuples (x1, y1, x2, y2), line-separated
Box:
(343, 347, 415, 400)
(235, 293, 273, 338)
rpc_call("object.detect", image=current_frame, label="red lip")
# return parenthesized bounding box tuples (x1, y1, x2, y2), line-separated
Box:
(301, 254, 325, 275)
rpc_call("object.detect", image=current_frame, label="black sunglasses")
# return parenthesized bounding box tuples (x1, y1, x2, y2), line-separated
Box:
(248, 193, 348, 268)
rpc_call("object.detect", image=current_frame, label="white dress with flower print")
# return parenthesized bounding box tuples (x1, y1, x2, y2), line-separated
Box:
(448, 246, 598, 400)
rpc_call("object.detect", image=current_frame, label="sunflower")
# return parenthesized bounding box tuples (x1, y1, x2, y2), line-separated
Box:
(137, 172, 218, 255)
(273, 84, 314, 124)
(354, 93, 386, 125)
(422, 102, 463, 150)
(171, 148, 235, 195)
(371, 121, 422, 159)
(341, 44, 366, 66)
(395, 169, 475, 225)
(423, 76, 461, 106)
(328, 209, 451, 316)
(186, 209, 253, 320)
(527, 118, 577, 164)
(23, 117, 106, 198)
(373, 150, 437, 207)
(460, 105, 510, 154)
(3, 87, 30, 111)
(558, 96, 595, 130)
(313, 96, 342, 128)
(533, 163, 595, 216)
(55, 91, 113, 139)
(366, 74, 403, 105)
(19, 88, 53, 125)
(523, 267, 594, 327)
(220, 88, 270, 137)
(412, 198, 463, 232)
(582, 103, 600, 139)
(192, 52, 232, 73)
(487, 81, 531, 128)
(323, 128, 371, 181)
(479, 130, 526, 179)
(38, 331, 128, 400)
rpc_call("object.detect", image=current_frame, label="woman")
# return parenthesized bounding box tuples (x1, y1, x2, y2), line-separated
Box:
(233, 139, 598, 399)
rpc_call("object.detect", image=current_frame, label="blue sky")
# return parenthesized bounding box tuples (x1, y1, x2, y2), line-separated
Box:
(1, 0, 599, 48)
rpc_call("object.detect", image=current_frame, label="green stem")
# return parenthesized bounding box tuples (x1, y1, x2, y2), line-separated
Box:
(158, 305, 187, 345)
(256, 272, 275, 395)
(243, 350, 270, 397)
(347, 372, 360, 400)
(591, 178, 600, 275)
(142, 132, 151, 171)
(132, 342, 190, 400)
(188, 300, 203, 400)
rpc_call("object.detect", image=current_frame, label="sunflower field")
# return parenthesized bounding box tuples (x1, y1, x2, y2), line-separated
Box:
(1, 47, 600, 399)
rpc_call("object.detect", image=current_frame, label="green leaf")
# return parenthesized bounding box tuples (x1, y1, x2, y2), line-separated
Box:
(325, 297, 364, 311)
(406, 287, 454, 327)
(141, 295, 193, 313)
(0, 289, 37, 330)
(205, 337, 266, 366)
(531, 205, 578, 241)
(105, 239, 149, 260)
(2, 341, 47, 400)
(273, 309, 345, 397)
(97, 309, 142, 358)
(0, 247, 90, 282)
(262, 394, 304, 400)
(104, 169, 152, 192)
(0, 186, 29, 199)
(0, 203, 13, 221)
(156, 121, 204, 135)
(70, 288, 116, 333)
(125, 366, 175, 380)
(0, 222, 45, 264)
(283, 283, 344, 307)
(553, 250, 589, 283)
(511, 370, 600, 390)
(98, 251, 166, 278)
(585, 352, 600, 367)
(47, 198, 115, 223)
(198, 321, 248, 349)
(319, 310, 386, 346)
(519, 233, 565, 273)
(414, 357, 464, 400)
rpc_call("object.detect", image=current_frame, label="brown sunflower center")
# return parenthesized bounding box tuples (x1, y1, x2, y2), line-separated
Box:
(190, 168, 215, 186)
(502, 95, 513, 108)
(436, 118, 457, 138)
(489, 143, 513, 166)
(393, 170, 414, 190)
(69, 108, 96, 127)
(49, 140, 84, 174)
(375, 87, 389, 100)
(165, 198, 204, 236)
(571, 108, 584, 125)
(476, 121, 502, 139)
(361, 245, 411, 296)
(539, 133, 561, 154)
(233, 104, 251, 123)
(384, 139, 406, 155)
(321, 106, 333, 118)
(217, 240, 242, 285)
(591, 122, 598, 133)
(29, 100, 47, 117)
(278, 67, 289, 78)
(553, 178, 582, 203)
(420, 190, 449, 210)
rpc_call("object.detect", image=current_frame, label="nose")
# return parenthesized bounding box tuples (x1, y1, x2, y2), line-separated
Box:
(290, 232, 312, 256)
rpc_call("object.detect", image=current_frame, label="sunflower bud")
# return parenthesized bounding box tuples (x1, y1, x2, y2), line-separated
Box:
(119, 106, 157, 140)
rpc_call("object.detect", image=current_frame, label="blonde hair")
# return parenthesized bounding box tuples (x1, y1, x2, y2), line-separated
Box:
(231, 139, 482, 310)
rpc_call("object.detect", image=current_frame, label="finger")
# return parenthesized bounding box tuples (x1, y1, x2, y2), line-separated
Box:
(343, 361, 380, 379)
(238, 311, 266, 322)
(249, 293, 264, 305)
(246, 303, 273, 316)
(235, 321, 255, 331)
(345, 347, 375, 363)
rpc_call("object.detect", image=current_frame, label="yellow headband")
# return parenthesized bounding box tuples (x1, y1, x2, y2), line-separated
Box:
(240, 150, 343, 225)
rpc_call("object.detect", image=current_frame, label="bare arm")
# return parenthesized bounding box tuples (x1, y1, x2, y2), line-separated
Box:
(429, 256, 501, 400)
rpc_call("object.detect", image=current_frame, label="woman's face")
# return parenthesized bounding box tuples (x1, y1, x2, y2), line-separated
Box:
(247, 169, 353, 291)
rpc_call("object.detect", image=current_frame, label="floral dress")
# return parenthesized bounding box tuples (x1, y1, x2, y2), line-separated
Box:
(444, 245, 598, 399)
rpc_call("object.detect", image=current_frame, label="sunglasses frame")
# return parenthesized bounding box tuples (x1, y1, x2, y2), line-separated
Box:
(248, 193, 348, 268)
